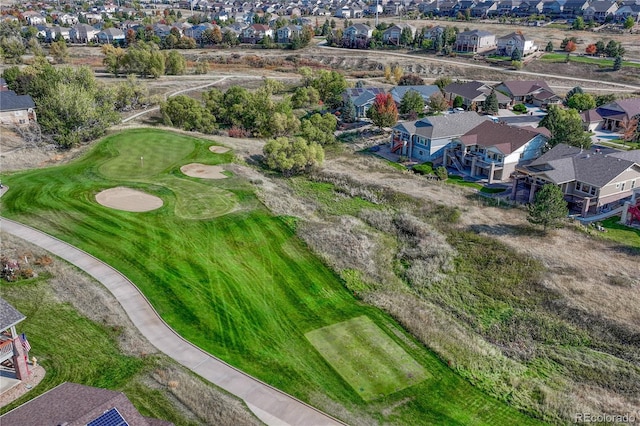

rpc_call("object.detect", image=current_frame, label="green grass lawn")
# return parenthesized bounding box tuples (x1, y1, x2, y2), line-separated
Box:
(306, 316, 429, 401)
(0, 281, 197, 426)
(0, 129, 540, 425)
(541, 53, 640, 68)
(446, 175, 506, 194)
(599, 216, 640, 251)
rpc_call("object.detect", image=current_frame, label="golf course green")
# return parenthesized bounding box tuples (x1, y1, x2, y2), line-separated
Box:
(0, 129, 541, 425)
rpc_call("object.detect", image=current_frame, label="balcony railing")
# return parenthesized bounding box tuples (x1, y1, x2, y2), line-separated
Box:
(0, 339, 14, 362)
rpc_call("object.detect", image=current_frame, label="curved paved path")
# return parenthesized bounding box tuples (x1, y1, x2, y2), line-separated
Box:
(0, 217, 345, 426)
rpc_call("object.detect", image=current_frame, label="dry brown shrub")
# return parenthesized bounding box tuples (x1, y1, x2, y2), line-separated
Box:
(152, 364, 261, 426)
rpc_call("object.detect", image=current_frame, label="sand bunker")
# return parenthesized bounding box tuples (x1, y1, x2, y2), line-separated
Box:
(180, 163, 228, 179)
(209, 145, 230, 154)
(96, 187, 163, 212)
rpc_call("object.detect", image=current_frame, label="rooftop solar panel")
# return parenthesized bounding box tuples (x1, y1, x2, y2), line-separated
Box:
(87, 407, 129, 426)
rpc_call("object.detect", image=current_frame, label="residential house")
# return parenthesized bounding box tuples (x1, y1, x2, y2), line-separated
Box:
(541, 0, 563, 15)
(583, 1, 619, 22)
(443, 121, 549, 183)
(45, 26, 72, 42)
(342, 87, 386, 119)
(23, 11, 46, 26)
(454, 29, 496, 53)
(496, 0, 522, 15)
(496, 32, 537, 56)
(336, 6, 352, 18)
(422, 25, 446, 42)
(96, 27, 126, 44)
(579, 109, 603, 131)
(473, 1, 499, 17)
(438, 0, 458, 16)
(382, 23, 417, 45)
(589, 98, 640, 131)
(390, 112, 491, 162)
(384, 2, 405, 15)
(276, 25, 302, 43)
(514, 0, 545, 16)
(614, 3, 640, 22)
(513, 144, 640, 216)
(70, 23, 100, 43)
(444, 80, 511, 111)
(562, 0, 591, 17)
(390, 85, 441, 106)
(241, 23, 273, 43)
(0, 297, 30, 383)
(494, 80, 561, 107)
(82, 12, 104, 24)
(184, 23, 216, 43)
(343, 23, 373, 48)
(0, 382, 173, 426)
(56, 13, 79, 26)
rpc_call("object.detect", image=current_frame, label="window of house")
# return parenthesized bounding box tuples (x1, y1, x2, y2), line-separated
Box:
(632, 179, 637, 189)
(621, 182, 626, 191)
(419, 150, 423, 156)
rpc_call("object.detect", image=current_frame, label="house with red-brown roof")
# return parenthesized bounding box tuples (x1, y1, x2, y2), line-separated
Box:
(0, 382, 173, 426)
(443, 120, 549, 183)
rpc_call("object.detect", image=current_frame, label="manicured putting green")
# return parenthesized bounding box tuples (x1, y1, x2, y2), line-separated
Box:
(306, 315, 429, 401)
(98, 132, 195, 179)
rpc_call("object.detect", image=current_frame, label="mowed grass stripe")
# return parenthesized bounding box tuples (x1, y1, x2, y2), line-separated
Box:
(306, 316, 429, 401)
(0, 129, 543, 425)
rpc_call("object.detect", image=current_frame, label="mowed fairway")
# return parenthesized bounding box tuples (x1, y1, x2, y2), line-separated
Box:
(0, 129, 542, 425)
(306, 316, 429, 401)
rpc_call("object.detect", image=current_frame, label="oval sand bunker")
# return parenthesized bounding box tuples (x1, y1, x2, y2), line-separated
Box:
(209, 145, 230, 154)
(96, 187, 163, 212)
(180, 163, 227, 179)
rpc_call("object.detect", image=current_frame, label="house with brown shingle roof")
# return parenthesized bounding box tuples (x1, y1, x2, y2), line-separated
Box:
(443, 120, 549, 183)
(0, 297, 30, 384)
(592, 97, 640, 131)
(513, 144, 640, 216)
(444, 81, 511, 111)
(0, 382, 173, 426)
(494, 80, 561, 107)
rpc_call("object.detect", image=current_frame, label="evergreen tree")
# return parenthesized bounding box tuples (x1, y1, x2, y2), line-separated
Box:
(564, 86, 583, 105)
(511, 47, 522, 61)
(527, 184, 568, 232)
(544, 41, 553, 52)
(613, 55, 623, 71)
(341, 97, 357, 123)
(484, 90, 499, 115)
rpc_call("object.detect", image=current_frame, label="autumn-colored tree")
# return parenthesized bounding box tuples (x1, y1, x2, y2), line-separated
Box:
(620, 117, 639, 144)
(392, 65, 404, 82)
(564, 40, 577, 52)
(367, 93, 398, 129)
(126, 29, 136, 46)
(585, 44, 596, 55)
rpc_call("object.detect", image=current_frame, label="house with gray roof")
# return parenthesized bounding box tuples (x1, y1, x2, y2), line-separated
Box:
(514, 144, 640, 216)
(0, 90, 36, 126)
(390, 112, 491, 162)
(443, 120, 549, 183)
(0, 382, 173, 426)
(389, 85, 441, 105)
(343, 87, 386, 119)
(454, 29, 496, 53)
(590, 97, 640, 131)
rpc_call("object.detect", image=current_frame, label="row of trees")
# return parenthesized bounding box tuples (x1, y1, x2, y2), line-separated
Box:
(1, 58, 134, 147)
(102, 42, 186, 78)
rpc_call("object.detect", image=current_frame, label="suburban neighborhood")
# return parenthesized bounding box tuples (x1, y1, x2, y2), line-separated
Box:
(0, 0, 639, 425)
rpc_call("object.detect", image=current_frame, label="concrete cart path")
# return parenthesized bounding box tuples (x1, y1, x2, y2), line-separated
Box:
(0, 217, 345, 426)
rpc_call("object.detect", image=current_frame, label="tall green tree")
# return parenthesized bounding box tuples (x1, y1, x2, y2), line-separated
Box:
(309, 70, 347, 109)
(613, 55, 623, 71)
(164, 50, 186, 75)
(102, 44, 126, 77)
(367, 93, 398, 129)
(399, 90, 425, 115)
(510, 47, 522, 61)
(566, 93, 595, 112)
(564, 86, 583, 105)
(160, 95, 215, 133)
(299, 113, 337, 145)
(544, 41, 554, 52)
(484, 90, 499, 115)
(539, 105, 592, 149)
(527, 184, 568, 232)
(434, 76, 452, 93)
(341, 96, 357, 123)
(263, 137, 324, 176)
